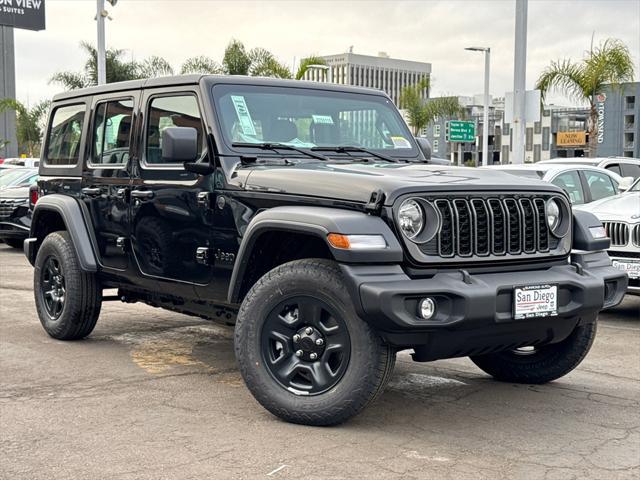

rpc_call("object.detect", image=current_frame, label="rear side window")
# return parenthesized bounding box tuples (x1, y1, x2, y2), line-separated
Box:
(145, 95, 203, 166)
(621, 163, 640, 179)
(551, 170, 585, 204)
(584, 170, 618, 201)
(92, 99, 134, 166)
(605, 163, 621, 176)
(46, 104, 86, 166)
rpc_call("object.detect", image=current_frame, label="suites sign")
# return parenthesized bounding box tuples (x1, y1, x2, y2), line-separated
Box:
(0, 0, 45, 31)
(556, 131, 587, 147)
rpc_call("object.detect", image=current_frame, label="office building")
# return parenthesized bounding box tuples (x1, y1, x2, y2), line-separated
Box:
(302, 51, 431, 106)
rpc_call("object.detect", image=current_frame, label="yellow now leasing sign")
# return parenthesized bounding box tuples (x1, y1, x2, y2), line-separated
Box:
(557, 131, 586, 147)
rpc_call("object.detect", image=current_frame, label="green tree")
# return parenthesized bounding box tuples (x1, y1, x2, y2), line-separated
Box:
(536, 38, 635, 157)
(296, 56, 327, 80)
(400, 80, 464, 136)
(222, 39, 252, 75)
(0, 99, 50, 157)
(50, 41, 141, 89)
(180, 56, 224, 75)
(222, 40, 292, 78)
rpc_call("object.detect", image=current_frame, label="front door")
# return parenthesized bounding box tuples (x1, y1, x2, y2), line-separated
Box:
(81, 95, 137, 271)
(129, 89, 215, 289)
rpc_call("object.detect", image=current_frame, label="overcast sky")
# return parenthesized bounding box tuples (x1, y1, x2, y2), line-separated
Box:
(11, 0, 640, 106)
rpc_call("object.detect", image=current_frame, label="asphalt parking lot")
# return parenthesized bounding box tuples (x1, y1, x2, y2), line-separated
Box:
(1, 244, 639, 479)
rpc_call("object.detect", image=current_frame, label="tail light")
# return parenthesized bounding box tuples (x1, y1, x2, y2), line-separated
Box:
(29, 185, 39, 209)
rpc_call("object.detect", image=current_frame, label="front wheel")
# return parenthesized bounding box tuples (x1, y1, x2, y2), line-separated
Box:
(234, 259, 395, 426)
(470, 321, 597, 384)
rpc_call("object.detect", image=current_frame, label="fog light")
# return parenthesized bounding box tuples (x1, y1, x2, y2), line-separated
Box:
(418, 298, 436, 320)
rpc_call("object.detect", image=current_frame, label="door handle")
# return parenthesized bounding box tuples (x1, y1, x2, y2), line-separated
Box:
(130, 190, 154, 199)
(82, 187, 102, 197)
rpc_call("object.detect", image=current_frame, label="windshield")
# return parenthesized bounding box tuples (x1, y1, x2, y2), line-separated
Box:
(212, 84, 418, 158)
(0, 170, 32, 187)
(630, 178, 640, 192)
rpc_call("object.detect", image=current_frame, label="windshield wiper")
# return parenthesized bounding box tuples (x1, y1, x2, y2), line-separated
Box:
(310, 145, 400, 163)
(232, 142, 329, 162)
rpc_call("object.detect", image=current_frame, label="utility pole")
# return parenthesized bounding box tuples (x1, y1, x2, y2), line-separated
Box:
(96, 0, 106, 85)
(512, 0, 528, 164)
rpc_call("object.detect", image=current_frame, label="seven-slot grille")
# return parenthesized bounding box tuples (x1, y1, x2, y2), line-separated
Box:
(602, 222, 629, 247)
(0, 199, 23, 220)
(417, 195, 558, 260)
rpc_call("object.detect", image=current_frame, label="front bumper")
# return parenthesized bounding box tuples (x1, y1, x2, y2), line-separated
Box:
(341, 251, 627, 359)
(0, 220, 30, 240)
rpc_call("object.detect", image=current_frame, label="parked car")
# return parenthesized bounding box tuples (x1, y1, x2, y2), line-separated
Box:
(0, 182, 36, 248)
(483, 164, 627, 205)
(539, 157, 640, 181)
(1, 157, 40, 168)
(25, 75, 626, 426)
(575, 178, 640, 295)
(0, 167, 38, 190)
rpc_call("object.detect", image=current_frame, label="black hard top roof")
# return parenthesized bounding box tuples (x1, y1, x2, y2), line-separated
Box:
(52, 74, 388, 102)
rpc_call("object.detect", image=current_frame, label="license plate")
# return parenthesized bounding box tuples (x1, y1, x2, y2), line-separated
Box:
(514, 284, 558, 320)
(612, 259, 640, 279)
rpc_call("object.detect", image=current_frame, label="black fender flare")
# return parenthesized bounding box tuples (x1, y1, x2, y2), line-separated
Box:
(28, 195, 98, 272)
(227, 206, 403, 304)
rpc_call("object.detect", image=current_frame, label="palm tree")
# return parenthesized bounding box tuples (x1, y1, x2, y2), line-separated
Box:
(536, 38, 635, 157)
(50, 41, 141, 89)
(0, 99, 50, 157)
(296, 56, 327, 80)
(222, 40, 292, 78)
(400, 79, 464, 136)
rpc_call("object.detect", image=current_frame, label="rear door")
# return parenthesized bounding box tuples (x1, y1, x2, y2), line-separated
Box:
(129, 87, 215, 290)
(81, 93, 138, 271)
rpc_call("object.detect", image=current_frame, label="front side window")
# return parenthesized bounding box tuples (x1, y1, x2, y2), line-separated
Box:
(92, 99, 134, 166)
(213, 84, 418, 157)
(584, 170, 618, 201)
(552, 170, 585, 204)
(145, 95, 203, 165)
(46, 104, 86, 166)
(605, 163, 621, 176)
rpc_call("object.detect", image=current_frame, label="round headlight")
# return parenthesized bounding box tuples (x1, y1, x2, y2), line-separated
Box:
(398, 199, 424, 240)
(546, 198, 562, 233)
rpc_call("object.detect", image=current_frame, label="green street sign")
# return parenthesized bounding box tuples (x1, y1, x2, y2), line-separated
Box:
(446, 120, 475, 142)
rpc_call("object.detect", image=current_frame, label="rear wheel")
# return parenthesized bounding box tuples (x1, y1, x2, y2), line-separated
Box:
(34, 231, 102, 340)
(470, 321, 597, 384)
(235, 259, 395, 426)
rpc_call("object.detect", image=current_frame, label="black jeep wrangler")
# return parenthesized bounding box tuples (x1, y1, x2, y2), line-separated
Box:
(26, 75, 627, 425)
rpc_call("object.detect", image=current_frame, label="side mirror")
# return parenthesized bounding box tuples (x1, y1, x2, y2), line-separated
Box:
(618, 176, 635, 192)
(161, 127, 198, 162)
(415, 137, 432, 160)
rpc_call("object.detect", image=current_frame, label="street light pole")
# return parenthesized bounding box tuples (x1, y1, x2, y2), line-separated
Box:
(96, 0, 106, 85)
(512, 0, 528, 164)
(465, 47, 491, 167)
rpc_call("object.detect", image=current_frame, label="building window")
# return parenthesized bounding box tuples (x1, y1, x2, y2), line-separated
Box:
(543, 109, 550, 117)
(534, 121, 541, 134)
(434, 124, 441, 137)
(534, 144, 541, 163)
(526, 127, 533, 151)
(502, 145, 509, 164)
(542, 127, 550, 150)
(433, 139, 439, 152)
(625, 96, 636, 110)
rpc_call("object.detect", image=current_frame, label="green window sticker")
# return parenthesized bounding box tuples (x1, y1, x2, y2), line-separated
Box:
(231, 95, 257, 136)
(311, 114, 334, 125)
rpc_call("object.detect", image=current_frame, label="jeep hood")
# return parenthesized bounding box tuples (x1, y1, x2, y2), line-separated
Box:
(236, 163, 562, 204)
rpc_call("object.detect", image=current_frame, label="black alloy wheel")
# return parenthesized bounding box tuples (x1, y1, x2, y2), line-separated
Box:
(261, 296, 351, 395)
(40, 256, 66, 319)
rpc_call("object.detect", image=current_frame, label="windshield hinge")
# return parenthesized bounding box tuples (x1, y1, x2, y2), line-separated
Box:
(365, 189, 385, 215)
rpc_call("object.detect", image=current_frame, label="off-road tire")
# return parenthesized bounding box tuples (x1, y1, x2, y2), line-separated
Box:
(235, 259, 395, 426)
(34, 231, 102, 340)
(470, 321, 597, 384)
(4, 238, 23, 249)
